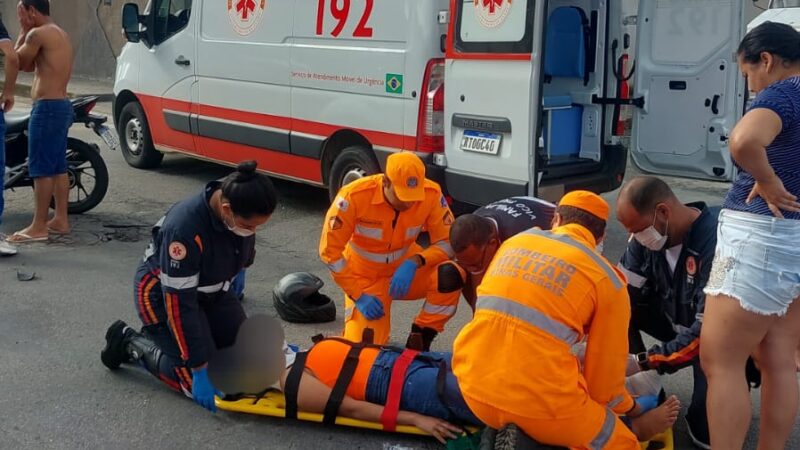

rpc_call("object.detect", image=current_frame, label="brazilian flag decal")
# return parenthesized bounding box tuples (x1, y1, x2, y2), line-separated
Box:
(386, 74, 403, 94)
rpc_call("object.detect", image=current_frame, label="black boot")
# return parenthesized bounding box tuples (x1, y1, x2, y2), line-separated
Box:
(124, 329, 167, 377)
(101, 320, 166, 377)
(101, 320, 135, 370)
(405, 324, 438, 352)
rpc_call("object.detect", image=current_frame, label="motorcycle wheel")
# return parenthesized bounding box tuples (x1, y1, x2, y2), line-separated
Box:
(55, 138, 110, 214)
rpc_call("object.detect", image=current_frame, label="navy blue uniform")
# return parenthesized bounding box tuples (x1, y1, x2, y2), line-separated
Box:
(134, 182, 255, 392)
(462, 196, 556, 306)
(476, 196, 556, 240)
(618, 202, 717, 436)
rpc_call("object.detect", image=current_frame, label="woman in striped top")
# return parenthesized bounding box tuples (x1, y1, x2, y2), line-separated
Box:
(700, 22, 800, 449)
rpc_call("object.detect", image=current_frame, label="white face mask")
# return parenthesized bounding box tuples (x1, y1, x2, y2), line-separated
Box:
(633, 210, 668, 251)
(223, 207, 256, 237)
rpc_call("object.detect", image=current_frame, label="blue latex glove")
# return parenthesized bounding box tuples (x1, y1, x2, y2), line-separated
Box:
(355, 294, 385, 320)
(231, 269, 246, 300)
(635, 395, 659, 414)
(389, 260, 419, 299)
(192, 367, 222, 413)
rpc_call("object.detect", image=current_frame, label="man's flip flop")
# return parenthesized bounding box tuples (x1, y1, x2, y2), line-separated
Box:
(47, 228, 70, 236)
(7, 232, 49, 243)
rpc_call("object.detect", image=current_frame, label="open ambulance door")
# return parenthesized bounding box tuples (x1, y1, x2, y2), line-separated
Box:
(630, 0, 747, 182)
(444, 0, 547, 206)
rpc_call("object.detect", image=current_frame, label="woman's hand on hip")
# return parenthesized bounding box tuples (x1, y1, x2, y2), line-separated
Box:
(746, 175, 800, 218)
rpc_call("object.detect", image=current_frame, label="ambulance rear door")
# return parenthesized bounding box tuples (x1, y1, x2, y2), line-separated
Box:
(630, 0, 747, 181)
(444, 0, 547, 206)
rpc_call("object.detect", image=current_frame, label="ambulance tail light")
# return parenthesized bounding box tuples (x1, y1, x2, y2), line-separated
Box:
(417, 58, 445, 153)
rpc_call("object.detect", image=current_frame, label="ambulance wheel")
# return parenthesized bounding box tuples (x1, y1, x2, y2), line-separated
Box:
(328, 146, 380, 200)
(118, 101, 164, 169)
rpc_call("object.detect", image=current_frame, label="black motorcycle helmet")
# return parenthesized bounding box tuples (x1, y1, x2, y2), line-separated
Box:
(273, 272, 336, 323)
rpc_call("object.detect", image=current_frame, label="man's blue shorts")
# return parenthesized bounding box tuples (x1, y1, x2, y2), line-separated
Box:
(28, 99, 74, 178)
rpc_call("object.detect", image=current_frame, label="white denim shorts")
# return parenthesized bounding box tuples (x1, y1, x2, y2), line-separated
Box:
(704, 209, 800, 316)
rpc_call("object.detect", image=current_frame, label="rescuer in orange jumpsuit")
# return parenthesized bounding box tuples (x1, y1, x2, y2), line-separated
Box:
(319, 152, 464, 351)
(452, 191, 650, 449)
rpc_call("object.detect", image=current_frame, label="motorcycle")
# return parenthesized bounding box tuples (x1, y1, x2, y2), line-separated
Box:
(3, 96, 118, 214)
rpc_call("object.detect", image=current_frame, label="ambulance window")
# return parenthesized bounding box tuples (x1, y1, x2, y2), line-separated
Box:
(771, 0, 800, 8)
(152, 0, 192, 45)
(454, 0, 534, 54)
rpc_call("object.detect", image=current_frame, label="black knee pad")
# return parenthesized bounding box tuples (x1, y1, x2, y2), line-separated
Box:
(437, 262, 464, 294)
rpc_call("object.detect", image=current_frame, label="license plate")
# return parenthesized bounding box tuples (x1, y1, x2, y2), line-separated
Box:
(460, 130, 501, 155)
(97, 126, 119, 151)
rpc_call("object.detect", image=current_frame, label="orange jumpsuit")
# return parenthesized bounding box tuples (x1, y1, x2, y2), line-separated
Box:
(319, 175, 461, 344)
(452, 224, 639, 450)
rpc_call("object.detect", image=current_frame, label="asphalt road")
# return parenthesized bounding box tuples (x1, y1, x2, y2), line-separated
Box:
(0, 99, 796, 450)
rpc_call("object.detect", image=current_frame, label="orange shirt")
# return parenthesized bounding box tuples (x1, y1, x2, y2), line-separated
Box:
(319, 175, 455, 299)
(453, 224, 633, 419)
(305, 340, 380, 401)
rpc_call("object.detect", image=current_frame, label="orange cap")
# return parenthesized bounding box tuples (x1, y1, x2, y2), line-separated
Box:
(558, 190, 610, 221)
(385, 152, 425, 202)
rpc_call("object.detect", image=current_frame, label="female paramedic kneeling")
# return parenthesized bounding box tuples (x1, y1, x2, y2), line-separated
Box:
(99, 160, 278, 413)
(700, 22, 800, 450)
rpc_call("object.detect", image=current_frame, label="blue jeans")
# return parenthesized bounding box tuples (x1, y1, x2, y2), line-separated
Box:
(365, 350, 482, 425)
(0, 112, 5, 225)
(28, 99, 73, 178)
(706, 209, 800, 316)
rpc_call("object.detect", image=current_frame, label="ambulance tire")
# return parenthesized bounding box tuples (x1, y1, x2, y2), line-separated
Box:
(328, 146, 380, 200)
(118, 101, 164, 169)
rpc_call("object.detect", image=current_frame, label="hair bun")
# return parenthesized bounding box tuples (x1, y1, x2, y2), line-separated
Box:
(236, 160, 258, 181)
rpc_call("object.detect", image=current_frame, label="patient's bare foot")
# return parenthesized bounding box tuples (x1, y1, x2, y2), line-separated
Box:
(630, 395, 680, 442)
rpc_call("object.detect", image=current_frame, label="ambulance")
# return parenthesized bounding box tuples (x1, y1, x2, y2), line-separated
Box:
(114, 0, 751, 207)
(749, 1, 800, 32)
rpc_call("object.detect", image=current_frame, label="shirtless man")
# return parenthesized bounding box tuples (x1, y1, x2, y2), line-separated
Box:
(8, 0, 74, 243)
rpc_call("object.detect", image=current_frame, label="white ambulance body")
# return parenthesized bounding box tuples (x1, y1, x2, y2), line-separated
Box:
(444, 0, 749, 205)
(749, 1, 800, 31)
(115, 0, 448, 199)
(115, 0, 750, 207)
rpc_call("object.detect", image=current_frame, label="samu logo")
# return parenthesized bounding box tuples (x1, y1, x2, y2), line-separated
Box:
(474, 0, 512, 29)
(227, 0, 267, 36)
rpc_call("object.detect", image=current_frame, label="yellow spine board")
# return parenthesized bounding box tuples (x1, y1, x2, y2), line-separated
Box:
(216, 392, 673, 449)
(215, 392, 430, 436)
(639, 429, 674, 450)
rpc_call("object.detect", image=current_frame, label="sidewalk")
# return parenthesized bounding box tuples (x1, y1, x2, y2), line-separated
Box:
(1, 71, 114, 101)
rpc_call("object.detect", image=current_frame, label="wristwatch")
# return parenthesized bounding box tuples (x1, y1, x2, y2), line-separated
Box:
(635, 352, 650, 371)
(414, 254, 426, 267)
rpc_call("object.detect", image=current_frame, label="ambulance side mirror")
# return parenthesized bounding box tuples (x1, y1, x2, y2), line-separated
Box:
(122, 3, 142, 44)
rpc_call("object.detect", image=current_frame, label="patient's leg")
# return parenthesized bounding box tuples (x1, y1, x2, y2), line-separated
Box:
(630, 395, 680, 441)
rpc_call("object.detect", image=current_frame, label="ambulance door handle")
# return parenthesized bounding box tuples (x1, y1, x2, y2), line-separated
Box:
(174, 55, 191, 67)
(711, 95, 720, 115)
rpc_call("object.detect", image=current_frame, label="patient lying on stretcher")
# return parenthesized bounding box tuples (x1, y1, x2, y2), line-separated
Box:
(217, 334, 680, 444)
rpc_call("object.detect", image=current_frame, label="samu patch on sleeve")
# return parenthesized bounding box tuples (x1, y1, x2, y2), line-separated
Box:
(440, 196, 449, 209)
(168, 241, 188, 261)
